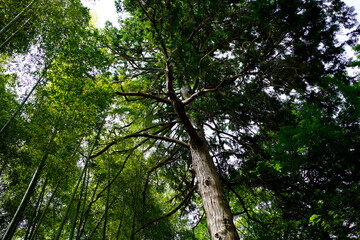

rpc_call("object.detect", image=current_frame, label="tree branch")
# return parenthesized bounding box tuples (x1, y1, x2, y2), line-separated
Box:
(114, 91, 171, 105)
(125, 133, 189, 148)
(142, 146, 184, 204)
(134, 185, 196, 235)
(182, 72, 245, 105)
(91, 125, 189, 158)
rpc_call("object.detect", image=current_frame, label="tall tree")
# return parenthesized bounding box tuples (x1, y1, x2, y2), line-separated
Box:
(97, 0, 359, 238)
(1, 0, 359, 239)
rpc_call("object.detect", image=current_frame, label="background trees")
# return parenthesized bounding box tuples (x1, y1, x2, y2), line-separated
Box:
(1, 0, 360, 239)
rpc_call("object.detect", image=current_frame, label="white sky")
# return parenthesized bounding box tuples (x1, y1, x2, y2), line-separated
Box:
(81, 0, 120, 28)
(81, 0, 360, 29)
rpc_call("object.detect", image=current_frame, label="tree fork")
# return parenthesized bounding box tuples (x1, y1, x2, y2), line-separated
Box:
(165, 63, 239, 238)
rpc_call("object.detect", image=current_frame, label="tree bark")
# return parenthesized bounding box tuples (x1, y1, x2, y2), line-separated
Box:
(167, 68, 239, 239)
(189, 120, 239, 240)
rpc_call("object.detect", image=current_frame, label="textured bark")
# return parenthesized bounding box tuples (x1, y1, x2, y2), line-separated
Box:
(168, 66, 239, 239)
(190, 121, 239, 240)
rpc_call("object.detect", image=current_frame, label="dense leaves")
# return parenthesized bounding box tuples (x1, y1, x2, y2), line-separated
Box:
(1, 0, 359, 239)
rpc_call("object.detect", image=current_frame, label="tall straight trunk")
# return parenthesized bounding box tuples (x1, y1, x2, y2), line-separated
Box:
(69, 168, 87, 240)
(24, 178, 48, 240)
(2, 137, 53, 240)
(115, 214, 123, 240)
(0, 63, 48, 135)
(0, 0, 35, 36)
(0, 18, 30, 51)
(3, 165, 43, 240)
(89, 199, 115, 239)
(76, 181, 99, 240)
(76, 167, 92, 240)
(54, 131, 100, 240)
(29, 141, 77, 240)
(189, 120, 239, 240)
(29, 178, 61, 240)
(102, 162, 110, 240)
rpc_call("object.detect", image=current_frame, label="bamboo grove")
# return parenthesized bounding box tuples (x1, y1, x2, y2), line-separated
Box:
(1, 0, 360, 239)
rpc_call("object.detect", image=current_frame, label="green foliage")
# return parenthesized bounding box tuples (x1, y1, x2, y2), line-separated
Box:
(1, 0, 360, 239)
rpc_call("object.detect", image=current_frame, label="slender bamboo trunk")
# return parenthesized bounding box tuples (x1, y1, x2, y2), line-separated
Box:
(89, 199, 115, 239)
(3, 166, 42, 239)
(0, 18, 30, 51)
(24, 178, 48, 240)
(75, 167, 91, 240)
(102, 162, 110, 240)
(115, 214, 123, 240)
(54, 132, 100, 240)
(2, 137, 53, 240)
(0, 0, 35, 36)
(76, 180, 99, 240)
(0, 64, 47, 135)
(29, 139, 79, 240)
(29, 178, 61, 240)
(69, 168, 87, 240)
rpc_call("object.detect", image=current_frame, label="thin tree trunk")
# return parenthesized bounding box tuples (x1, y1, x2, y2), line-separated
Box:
(75, 166, 91, 240)
(2, 137, 53, 240)
(0, 18, 30, 51)
(0, 63, 47, 135)
(3, 165, 43, 239)
(54, 131, 101, 240)
(29, 178, 61, 240)
(69, 167, 87, 240)
(24, 177, 48, 240)
(115, 215, 123, 240)
(29, 138, 80, 240)
(0, 0, 35, 36)
(89, 199, 116, 239)
(102, 160, 111, 240)
(76, 180, 99, 240)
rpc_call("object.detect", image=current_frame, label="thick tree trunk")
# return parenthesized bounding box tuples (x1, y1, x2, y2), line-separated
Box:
(168, 67, 239, 239)
(189, 122, 239, 240)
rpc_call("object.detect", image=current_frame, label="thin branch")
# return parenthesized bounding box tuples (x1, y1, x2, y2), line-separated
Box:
(134, 185, 196, 235)
(182, 72, 245, 105)
(114, 91, 171, 105)
(136, 0, 168, 58)
(192, 211, 205, 231)
(126, 133, 189, 148)
(186, 18, 210, 43)
(91, 124, 188, 158)
(136, 120, 179, 135)
(90, 153, 131, 204)
(142, 146, 184, 204)
(226, 184, 271, 231)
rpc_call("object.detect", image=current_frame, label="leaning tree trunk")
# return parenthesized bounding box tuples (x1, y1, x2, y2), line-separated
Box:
(189, 120, 239, 240)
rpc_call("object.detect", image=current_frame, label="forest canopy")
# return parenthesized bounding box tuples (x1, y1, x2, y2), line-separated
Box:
(1, 0, 360, 239)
